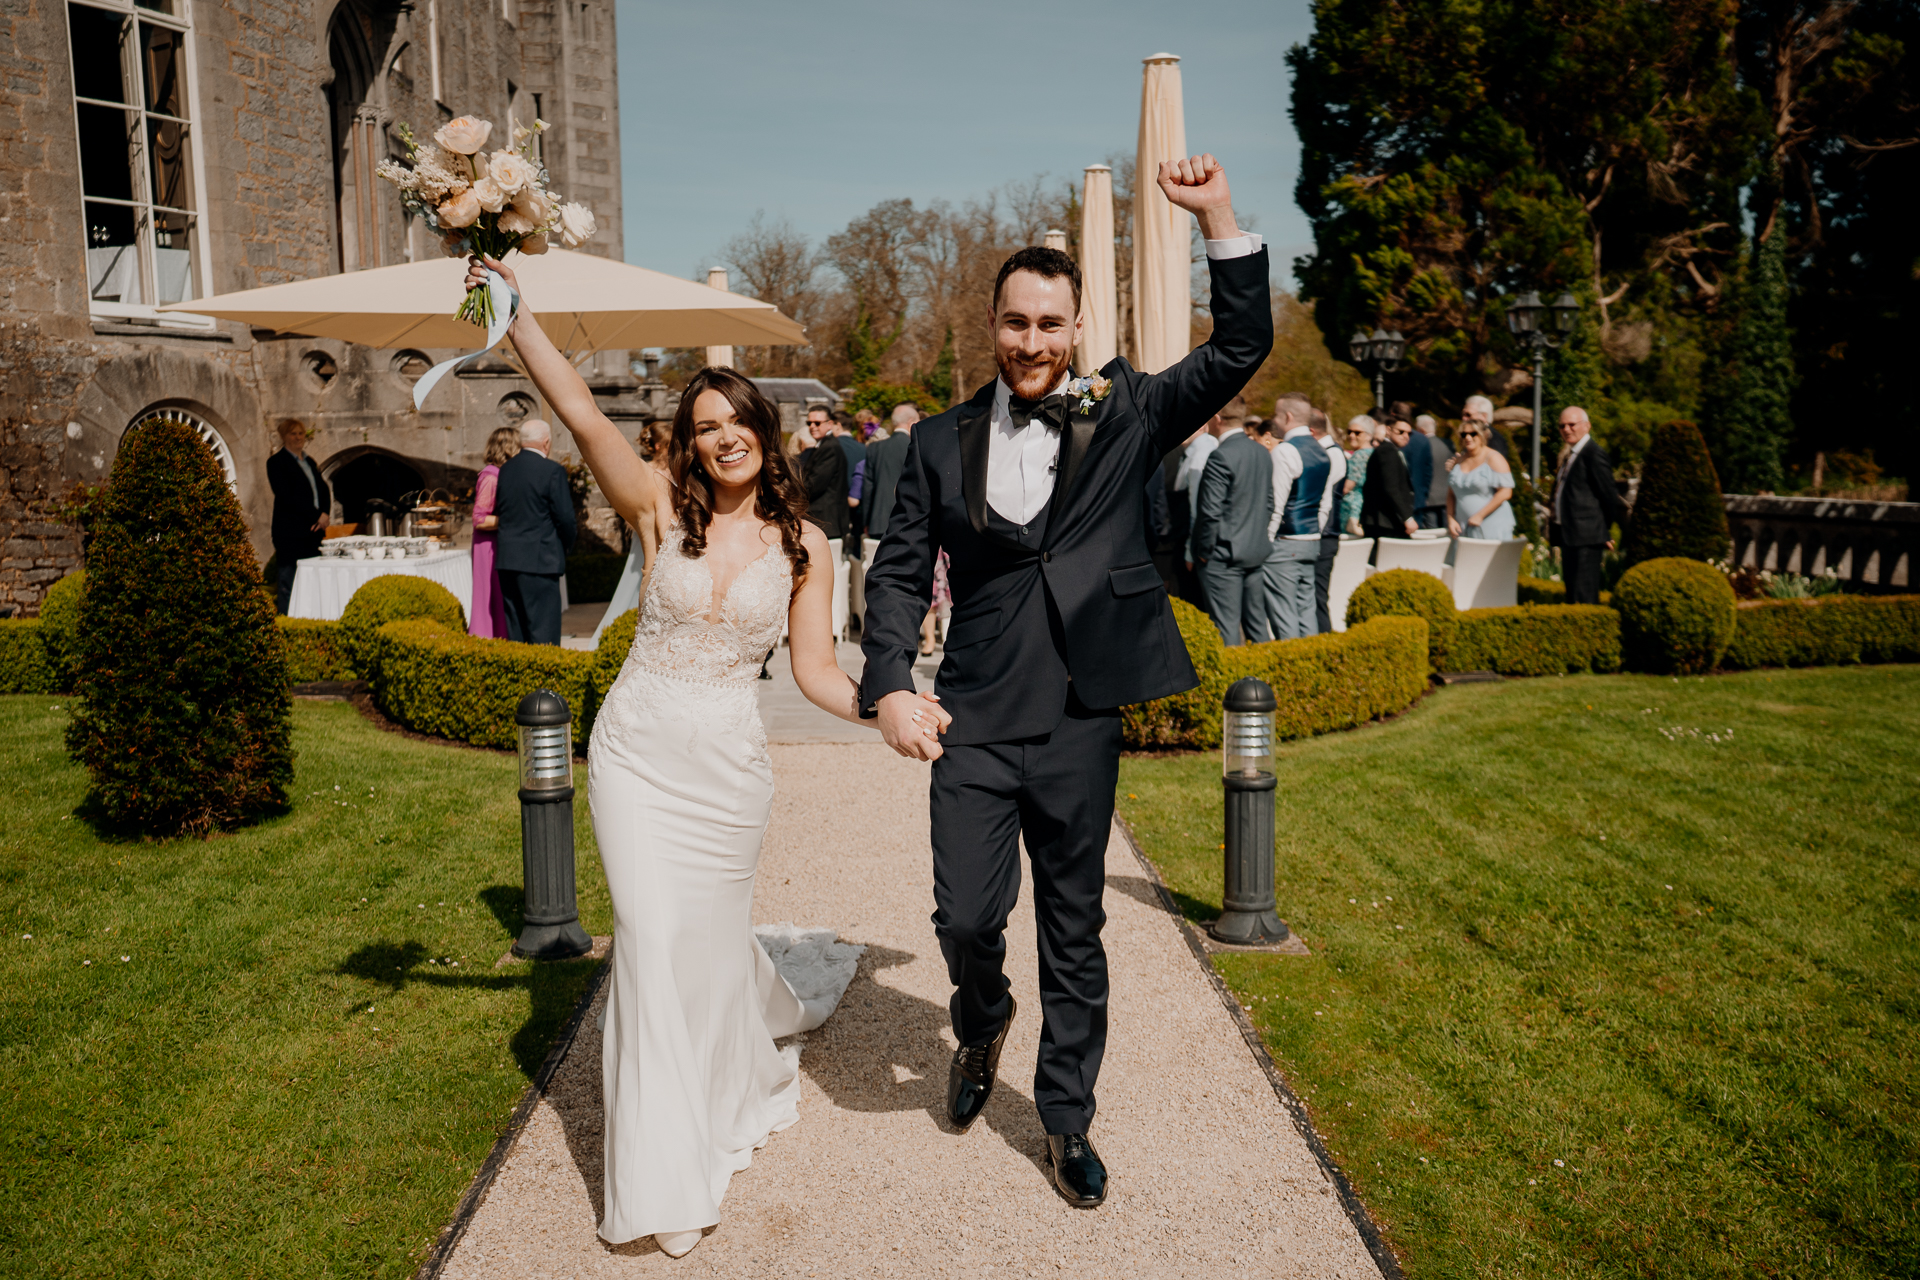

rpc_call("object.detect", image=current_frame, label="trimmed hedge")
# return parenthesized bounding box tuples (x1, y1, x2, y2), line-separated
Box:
(0, 619, 55, 694)
(1347, 568, 1458, 669)
(278, 618, 355, 683)
(1123, 597, 1429, 750)
(566, 552, 627, 604)
(593, 608, 639, 694)
(1614, 557, 1737, 675)
(1451, 605, 1622, 676)
(370, 618, 598, 750)
(1722, 595, 1920, 669)
(38, 571, 85, 689)
(339, 575, 466, 678)
(1622, 420, 1730, 567)
(1517, 575, 1612, 607)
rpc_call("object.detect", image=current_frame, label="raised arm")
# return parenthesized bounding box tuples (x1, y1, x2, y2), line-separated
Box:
(466, 254, 657, 532)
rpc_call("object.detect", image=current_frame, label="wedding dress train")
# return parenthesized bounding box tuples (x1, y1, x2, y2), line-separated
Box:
(586, 525, 856, 1245)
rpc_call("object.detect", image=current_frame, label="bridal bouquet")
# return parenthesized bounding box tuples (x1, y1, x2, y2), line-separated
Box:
(377, 114, 597, 329)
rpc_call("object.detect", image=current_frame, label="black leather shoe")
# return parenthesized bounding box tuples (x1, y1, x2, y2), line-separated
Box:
(946, 994, 1016, 1130)
(1046, 1133, 1108, 1207)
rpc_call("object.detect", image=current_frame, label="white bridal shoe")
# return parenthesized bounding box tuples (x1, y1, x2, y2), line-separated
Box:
(655, 1229, 703, 1258)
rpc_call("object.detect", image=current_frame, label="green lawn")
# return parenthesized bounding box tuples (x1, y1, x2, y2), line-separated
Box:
(1118, 666, 1920, 1279)
(0, 697, 610, 1278)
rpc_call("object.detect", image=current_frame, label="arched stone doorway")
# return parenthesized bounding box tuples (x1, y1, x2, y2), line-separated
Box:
(324, 447, 425, 526)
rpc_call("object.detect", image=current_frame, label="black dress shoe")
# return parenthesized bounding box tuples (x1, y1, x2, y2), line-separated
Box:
(1047, 1133, 1107, 1207)
(946, 994, 1016, 1130)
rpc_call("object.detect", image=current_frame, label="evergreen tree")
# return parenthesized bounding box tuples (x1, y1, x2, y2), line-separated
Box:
(67, 414, 292, 834)
(1709, 227, 1795, 493)
(1621, 420, 1732, 566)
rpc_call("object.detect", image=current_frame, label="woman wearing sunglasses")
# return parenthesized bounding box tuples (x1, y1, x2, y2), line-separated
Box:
(1446, 421, 1516, 539)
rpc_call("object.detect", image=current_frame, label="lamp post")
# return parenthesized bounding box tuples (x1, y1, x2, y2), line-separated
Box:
(512, 689, 593, 960)
(1504, 291, 1580, 482)
(1209, 677, 1289, 947)
(1349, 327, 1407, 410)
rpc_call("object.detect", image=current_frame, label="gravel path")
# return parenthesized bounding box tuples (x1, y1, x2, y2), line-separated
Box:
(441, 744, 1382, 1279)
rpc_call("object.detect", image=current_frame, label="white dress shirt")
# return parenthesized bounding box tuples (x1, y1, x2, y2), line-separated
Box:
(1554, 431, 1590, 524)
(1266, 426, 1345, 541)
(986, 233, 1266, 528)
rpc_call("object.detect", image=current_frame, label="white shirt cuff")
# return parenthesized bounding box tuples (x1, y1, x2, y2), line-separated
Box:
(1204, 233, 1264, 261)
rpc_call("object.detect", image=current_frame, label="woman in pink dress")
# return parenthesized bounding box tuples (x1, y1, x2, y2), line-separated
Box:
(468, 426, 520, 637)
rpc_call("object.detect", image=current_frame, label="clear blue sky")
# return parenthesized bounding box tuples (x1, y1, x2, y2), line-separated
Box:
(611, 0, 1315, 289)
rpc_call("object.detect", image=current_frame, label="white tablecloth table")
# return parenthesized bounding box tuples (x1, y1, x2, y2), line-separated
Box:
(288, 549, 475, 622)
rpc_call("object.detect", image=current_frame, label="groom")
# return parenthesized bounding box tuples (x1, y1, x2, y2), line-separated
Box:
(858, 154, 1272, 1206)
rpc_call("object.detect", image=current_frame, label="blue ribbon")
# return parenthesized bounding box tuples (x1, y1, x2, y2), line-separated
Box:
(413, 268, 519, 411)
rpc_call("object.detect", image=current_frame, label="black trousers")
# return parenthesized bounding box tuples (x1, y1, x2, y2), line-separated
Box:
(274, 558, 300, 615)
(1314, 535, 1340, 633)
(929, 691, 1122, 1135)
(1564, 544, 1605, 605)
(500, 570, 564, 645)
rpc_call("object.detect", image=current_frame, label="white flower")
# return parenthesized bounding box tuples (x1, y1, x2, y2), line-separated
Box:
(520, 232, 550, 255)
(434, 116, 493, 155)
(488, 150, 539, 194)
(437, 188, 482, 229)
(557, 201, 596, 247)
(470, 177, 508, 212)
(496, 203, 538, 236)
(375, 158, 416, 190)
(512, 186, 552, 224)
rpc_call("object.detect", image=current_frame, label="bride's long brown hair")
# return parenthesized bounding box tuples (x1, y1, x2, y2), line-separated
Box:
(667, 367, 810, 581)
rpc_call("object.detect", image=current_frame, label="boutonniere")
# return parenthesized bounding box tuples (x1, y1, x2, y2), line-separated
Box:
(1064, 374, 1112, 415)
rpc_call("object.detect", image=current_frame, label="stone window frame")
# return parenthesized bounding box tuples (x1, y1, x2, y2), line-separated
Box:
(69, 0, 215, 327)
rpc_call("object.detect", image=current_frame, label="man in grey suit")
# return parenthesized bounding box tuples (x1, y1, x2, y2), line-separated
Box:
(1415, 414, 1453, 529)
(493, 419, 577, 645)
(864, 402, 919, 541)
(1190, 396, 1272, 645)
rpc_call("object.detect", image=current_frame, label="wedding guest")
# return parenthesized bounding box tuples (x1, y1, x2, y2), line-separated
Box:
(1461, 395, 1515, 464)
(1446, 419, 1516, 540)
(1178, 418, 1222, 594)
(800, 405, 849, 540)
(1167, 424, 1213, 612)
(1550, 406, 1626, 604)
(468, 426, 520, 638)
(1257, 392, 1335, 640)
(493, 419, 576, 645)
(1403, 407, 1435, 527)
(1191, 395, 1273, 645)
(1415, 414, 1453, 528)
(1359, 416, 1419, 543)
(1341, 415, 1375, 536)
(833, 411, 869, 555)
(1306, 406, 1347, 632)
(865, 403, 919, 542)
(266, 418, 330, 615)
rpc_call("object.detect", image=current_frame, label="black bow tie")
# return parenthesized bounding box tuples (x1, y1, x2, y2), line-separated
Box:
(1008, 392, 1072, 431)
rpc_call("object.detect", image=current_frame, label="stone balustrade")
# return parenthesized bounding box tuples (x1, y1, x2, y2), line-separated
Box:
(1725, 495, 1918, 591)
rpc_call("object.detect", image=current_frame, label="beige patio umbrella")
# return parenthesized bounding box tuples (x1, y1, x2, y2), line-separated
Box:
(1043, 229, 1068, 252)
(157, 247, 805, 351)
(1133, 53, 1190, 374)
(704, 266, 735, 369)
(1077, 164, 1118, 374)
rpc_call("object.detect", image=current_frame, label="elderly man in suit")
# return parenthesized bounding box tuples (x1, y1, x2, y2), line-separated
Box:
(1191, 395, 1273, 645)
(1550, 406, 1627, 604)
(494, 419, 577, 645)
(865, 402, 919, 543)
(266, 418, 331, 615)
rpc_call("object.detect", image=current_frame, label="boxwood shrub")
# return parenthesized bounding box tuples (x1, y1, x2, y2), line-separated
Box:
(1722, 595, 1920, 669)
(0, 619, 55, 694)
(339, 575, 466, 678)
(370, 618, 598, 750)
(1123, 597, 1429, 750)
(1451, 605, 1622, 676)
(278, 618, 356, 683)
(1346, 568, 1458, 669)
(593, 608, 638, 694)
(37, 570, 86, 689)
(1613, 556, 1737, 674)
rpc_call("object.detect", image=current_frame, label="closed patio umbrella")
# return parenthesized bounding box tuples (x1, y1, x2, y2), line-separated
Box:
(1077, 164, 1118, 374)
(1133, 53, 1189, 375)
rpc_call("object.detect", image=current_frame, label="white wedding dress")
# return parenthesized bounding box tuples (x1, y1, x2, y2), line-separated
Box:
(587, 524, 855, 1244)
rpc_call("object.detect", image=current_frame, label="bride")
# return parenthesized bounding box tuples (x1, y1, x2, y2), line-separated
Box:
(469, 255, 950, 1258)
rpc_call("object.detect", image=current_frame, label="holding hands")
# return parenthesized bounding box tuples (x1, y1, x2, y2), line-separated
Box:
(877, 689, 952, 762)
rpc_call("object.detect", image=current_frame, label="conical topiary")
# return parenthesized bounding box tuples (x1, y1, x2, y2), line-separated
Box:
(66, 414, 292, 834)
(1621, 420, 1730, 568)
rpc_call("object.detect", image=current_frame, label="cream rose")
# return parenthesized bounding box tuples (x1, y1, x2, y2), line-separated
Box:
(520, 232, 550, 255)
(487, 150, 539, 194)
(433, 116, 493, 156)
(496, 203, 538, 237)
(512, 187, 552, 224)
(557, 202, 596, 248)
(470, 177, 508, 213)
(436, 188, 482, 229)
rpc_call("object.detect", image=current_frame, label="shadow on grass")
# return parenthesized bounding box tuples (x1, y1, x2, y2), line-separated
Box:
(71, 790, 294, 844)
(334, 939, 602, 1080)
(479, 884, 524, 938)
(1106, 872, 1217, 926)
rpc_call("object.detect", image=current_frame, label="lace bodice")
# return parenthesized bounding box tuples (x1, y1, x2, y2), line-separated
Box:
(626, 524, 792, 685)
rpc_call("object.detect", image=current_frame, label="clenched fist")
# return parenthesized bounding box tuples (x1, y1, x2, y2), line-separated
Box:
(1156, 154, 1240, 241)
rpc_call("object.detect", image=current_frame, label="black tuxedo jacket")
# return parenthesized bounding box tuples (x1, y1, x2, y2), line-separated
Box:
(1359, 439, 1416, 536)
(267, 448, 331, 559)
(801, 438, 849, 540)
(1552, 439, 1626, 547)
(493, 450, 577, 575)
(859, 249, 1274, 744)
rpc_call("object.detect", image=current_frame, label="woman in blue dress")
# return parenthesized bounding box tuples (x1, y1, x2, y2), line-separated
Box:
(1446, 422, 1516, 540)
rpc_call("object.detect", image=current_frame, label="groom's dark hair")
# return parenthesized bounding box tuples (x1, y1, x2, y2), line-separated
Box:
(992, 246, 1082, 314)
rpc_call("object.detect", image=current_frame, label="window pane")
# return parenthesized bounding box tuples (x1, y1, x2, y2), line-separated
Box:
(140, 21, 185, 118)
(152, 210, 195, 303)
(85, 201, 142, 303)
(135, 0, 177, 13)
(77, 102, 136, 202)
(69, 5, 130, 104)
(146, 117, 192, 211)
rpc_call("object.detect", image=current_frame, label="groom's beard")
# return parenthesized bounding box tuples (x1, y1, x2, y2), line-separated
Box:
(997, 348, 1073, 402)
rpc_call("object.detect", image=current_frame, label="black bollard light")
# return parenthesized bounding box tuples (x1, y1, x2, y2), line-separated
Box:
(1208, 677, 1290, 946)
(511, 689, 593, 960)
